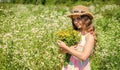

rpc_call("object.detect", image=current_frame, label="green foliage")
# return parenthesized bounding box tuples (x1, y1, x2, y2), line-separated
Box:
(90, 4, 120, 70)
(0, 4, 120, 70)
(0, 0, 119, 5)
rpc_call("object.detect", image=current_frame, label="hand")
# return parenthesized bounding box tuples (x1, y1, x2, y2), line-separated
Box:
(70, 45, 77, 50)
(57, 40, 67, 49)
(60, 48, 68, 54)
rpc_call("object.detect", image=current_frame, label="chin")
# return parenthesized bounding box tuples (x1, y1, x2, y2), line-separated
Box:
(78, 26, 82, 29)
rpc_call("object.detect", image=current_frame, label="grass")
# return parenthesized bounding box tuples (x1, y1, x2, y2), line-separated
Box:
(0, 4, 120, 70)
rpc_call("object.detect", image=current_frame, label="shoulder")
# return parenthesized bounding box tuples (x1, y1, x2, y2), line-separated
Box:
(85, 33, 95, 47)
(85, 33, 94, 41)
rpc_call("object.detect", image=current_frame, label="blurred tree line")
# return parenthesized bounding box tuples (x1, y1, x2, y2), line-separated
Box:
(0, 0, 120, 5)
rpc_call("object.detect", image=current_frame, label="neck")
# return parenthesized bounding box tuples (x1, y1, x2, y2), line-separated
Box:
(78, 30, 88, 35)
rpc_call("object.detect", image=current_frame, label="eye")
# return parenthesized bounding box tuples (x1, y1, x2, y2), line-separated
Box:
(77, 17, 81, 20)
(81, 11, 85, 13)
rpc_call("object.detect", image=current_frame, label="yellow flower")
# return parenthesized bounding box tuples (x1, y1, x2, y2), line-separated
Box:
(55, 28, 81, 46)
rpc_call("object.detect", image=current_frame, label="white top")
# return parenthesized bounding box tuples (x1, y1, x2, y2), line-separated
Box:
(76, 35, 86, 51)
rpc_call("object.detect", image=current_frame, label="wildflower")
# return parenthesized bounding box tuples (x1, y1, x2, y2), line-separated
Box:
(55, 28, 81, 65)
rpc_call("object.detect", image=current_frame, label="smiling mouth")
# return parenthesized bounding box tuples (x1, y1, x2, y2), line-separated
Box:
(77, 23, 81, 27)
(77, 23, 82, 28)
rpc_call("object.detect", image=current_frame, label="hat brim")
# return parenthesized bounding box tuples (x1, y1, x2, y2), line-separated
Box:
(67, 12, 93, 19)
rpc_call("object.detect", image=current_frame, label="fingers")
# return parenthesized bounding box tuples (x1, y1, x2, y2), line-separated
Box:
(57, 40, 63, 48)
(57, 40, 66, 48)
(57, 40, 62, 43)
(57, 40, 63, 45)
(57, 40, 60, 44)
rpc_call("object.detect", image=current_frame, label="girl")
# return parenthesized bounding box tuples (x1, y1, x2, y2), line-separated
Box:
(57, 5, 97, 70)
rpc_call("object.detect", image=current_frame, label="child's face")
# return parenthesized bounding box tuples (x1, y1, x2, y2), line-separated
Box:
(72, 15, 83, 29)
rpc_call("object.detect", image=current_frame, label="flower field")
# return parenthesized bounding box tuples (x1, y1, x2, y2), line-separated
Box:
(0, 4, 120, 70)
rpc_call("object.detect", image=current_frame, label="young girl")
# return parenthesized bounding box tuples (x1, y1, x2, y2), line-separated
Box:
(57, 5, 97, 70)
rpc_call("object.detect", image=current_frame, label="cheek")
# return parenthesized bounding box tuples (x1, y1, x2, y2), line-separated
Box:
(80, 21, 85, 26)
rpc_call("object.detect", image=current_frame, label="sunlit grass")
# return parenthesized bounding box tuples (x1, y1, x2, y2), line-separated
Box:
(0, 4, 120, 70)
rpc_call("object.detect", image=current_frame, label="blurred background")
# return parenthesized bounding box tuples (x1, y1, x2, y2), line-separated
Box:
(0, 0, 120, 5)
(0, 0, 120, 70)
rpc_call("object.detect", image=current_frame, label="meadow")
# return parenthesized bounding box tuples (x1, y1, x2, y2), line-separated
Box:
(0, 4, 120, 70)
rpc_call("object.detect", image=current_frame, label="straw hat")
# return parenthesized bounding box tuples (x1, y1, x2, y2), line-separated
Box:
(67, 5, 93, 19)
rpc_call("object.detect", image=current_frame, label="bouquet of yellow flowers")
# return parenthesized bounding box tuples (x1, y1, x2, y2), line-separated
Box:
(55, 28, 81, 65)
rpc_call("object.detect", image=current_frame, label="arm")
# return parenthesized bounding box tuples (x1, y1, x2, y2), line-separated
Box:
(57, 34, 95, 61)
(59, 45, 77, 54)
